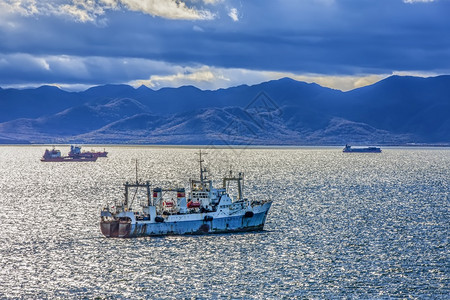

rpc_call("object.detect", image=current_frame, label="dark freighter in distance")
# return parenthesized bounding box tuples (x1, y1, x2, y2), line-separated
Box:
(343, 144, 382, 153)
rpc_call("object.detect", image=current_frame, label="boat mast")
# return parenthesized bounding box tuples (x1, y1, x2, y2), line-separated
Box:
(223, 170, 244, 200)
(237, 172, 243, 200)
(198, 150, 207, 184)
(122, 159, 152, 209)
(135, 159, 138, 183)
(124, 184, 128, 208)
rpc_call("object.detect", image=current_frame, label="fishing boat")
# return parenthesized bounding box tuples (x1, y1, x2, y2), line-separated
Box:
(343, 144, 382, 153)
(41, 146, 98, 162)
(68, 145, 108, 158)
(100, 152, 272, 238)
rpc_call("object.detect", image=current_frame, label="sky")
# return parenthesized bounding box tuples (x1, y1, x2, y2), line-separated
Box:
(0, 0, 449, 91)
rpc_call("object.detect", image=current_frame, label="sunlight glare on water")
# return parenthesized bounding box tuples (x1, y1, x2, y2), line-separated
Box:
(0, 146, 448, 298)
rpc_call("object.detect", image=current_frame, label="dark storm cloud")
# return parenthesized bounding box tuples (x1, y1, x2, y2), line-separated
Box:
(0, 0, 449, 89)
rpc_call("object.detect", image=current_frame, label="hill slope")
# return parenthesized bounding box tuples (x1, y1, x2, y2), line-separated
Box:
(0, 75, 449, 145)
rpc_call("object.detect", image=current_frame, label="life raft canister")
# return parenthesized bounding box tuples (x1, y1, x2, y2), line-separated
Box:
(163, 200, 174, 208)
(187, 201, 201, 208)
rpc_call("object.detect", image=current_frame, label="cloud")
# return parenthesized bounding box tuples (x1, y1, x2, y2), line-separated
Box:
(0, 52, 441, 92)
(228, 7, 238, 21)
(132, 66, 445, 92)
(0, 0, 39, 16)
(0, 0, 218, 22)
(403, 0, 435, 3)
(133, 65, 229, 90)
(114, 0, 215, 20)
(130, 64, 390, 91)
(0, 53, 174, 86)
(1, 0, 449, 92)
(392, 70, 439, 77)
(193, 25, 205, 32)
(202, 0, 222, 4)
(59, 0, 107, 23)
(0, 0, 106, 22)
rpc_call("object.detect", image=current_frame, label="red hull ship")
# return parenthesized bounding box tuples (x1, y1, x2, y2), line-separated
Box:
(41, 146, 103, 162)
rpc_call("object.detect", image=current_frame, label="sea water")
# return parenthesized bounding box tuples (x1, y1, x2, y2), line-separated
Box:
(0, 146, 448, 299)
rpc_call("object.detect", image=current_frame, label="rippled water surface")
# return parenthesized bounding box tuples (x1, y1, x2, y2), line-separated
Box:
(0, 146, 448, 299)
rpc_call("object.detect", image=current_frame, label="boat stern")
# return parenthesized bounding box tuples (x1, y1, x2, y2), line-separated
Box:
(100, 209, 135, 238)
(100, 220, 132, 238)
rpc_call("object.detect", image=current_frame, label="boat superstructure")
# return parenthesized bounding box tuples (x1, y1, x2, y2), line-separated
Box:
(100, 152, 272, 238)
(68, 145, 108, 158)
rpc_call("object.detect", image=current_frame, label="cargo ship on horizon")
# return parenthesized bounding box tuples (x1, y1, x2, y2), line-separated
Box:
(343, 144, 382, 153)
(41, 145, 107, 162)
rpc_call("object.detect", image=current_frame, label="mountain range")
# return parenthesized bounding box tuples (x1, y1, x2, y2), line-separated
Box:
(0, 75, 449, 145)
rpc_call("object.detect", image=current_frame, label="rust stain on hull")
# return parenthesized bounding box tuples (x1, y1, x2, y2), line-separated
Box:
(100, 221, 131, 238)
(197, 224, 210, 233)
